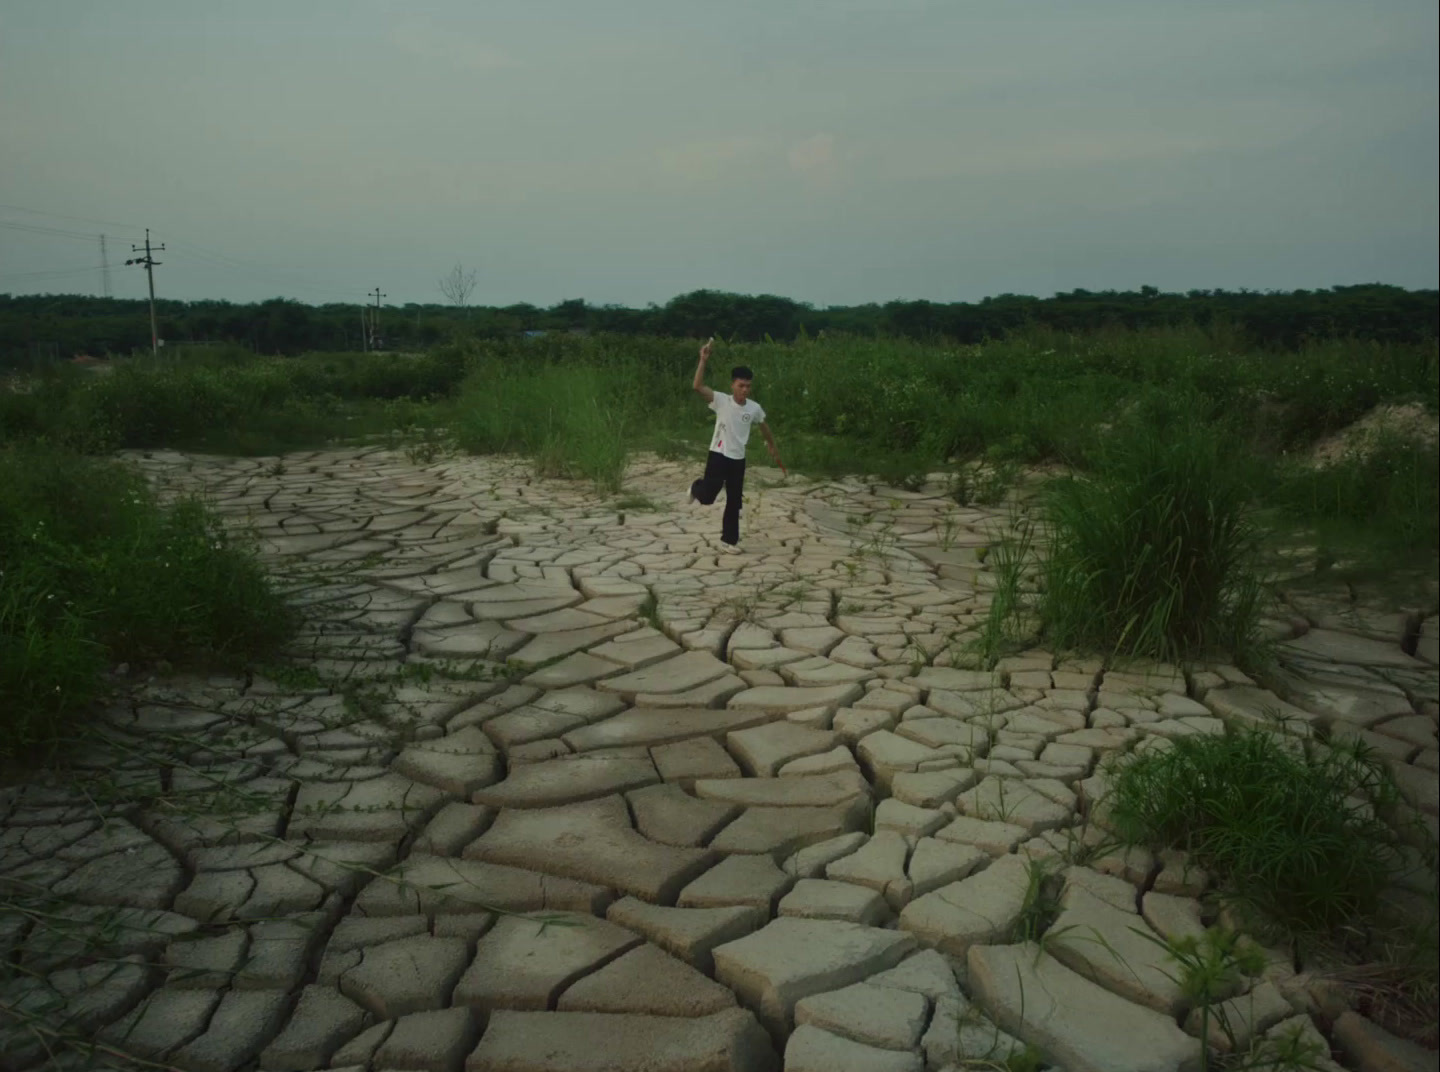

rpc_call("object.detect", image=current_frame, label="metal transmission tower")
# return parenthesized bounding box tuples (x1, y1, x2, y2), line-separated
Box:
(368, 287, 386, 350)
(125, 229, 165, 355)
(99, 234, 113, 298)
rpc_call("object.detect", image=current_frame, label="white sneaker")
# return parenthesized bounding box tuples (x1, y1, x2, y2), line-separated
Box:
(719, 542, 741, 555)
(685, 483, 696, 505)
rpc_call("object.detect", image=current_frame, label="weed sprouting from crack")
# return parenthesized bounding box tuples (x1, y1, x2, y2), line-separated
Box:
(1136, 926, 1265, 1068)
(1010, 858, 1062, 944)
(637, 590, 663, 632)
(901, 633, 931, 675)
(939, 511, 962, 552)
(969, 511, 1040, 666)
(715, 581, 773, 626)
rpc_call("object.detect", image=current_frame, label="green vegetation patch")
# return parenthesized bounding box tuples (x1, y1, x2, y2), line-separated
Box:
(1107, 727, 1414, 935)
(1039, 417, 1266, 662)
(0, 444, 297, 757)
(0, 344, 470, 455)
(1271, 430, 1440, 571)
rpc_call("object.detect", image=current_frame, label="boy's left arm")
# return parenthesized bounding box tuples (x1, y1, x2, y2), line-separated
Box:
(759, 423, 786, 476)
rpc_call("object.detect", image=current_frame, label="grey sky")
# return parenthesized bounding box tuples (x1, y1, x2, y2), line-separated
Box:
(1, 0, 1435, 307)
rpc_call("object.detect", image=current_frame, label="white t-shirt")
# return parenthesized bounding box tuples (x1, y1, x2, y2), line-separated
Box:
(708, 392, 766, 460)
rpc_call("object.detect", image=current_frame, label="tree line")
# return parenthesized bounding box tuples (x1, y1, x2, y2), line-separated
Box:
(1, 283, 1434, 368)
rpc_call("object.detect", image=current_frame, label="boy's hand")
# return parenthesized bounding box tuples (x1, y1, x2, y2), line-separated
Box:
(692, 338, 716, 399)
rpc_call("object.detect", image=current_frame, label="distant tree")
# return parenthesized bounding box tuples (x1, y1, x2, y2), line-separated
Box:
(551, 298, 588, 331)
(439, 263, 478, 309)
(0, 284, 1435, 367)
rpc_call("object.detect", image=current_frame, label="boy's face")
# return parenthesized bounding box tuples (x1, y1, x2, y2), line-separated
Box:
(731, 378, 752, 403)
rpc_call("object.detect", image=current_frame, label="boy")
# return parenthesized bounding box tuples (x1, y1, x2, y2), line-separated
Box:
(687, 338, 784, 554)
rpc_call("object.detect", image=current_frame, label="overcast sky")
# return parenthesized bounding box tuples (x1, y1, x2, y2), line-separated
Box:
(1, 1, 1436, 308)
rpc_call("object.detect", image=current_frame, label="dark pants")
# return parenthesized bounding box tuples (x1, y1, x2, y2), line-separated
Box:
(691, 451, 746, 545)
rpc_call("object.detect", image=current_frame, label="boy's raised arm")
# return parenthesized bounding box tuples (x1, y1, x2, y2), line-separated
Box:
(692, 339, 715, 401)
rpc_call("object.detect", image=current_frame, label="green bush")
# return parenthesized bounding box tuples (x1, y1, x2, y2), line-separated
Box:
(0, 445, 297, 757)
(1040, 417, 1264, 661)
(1107, 727, 1410, 934)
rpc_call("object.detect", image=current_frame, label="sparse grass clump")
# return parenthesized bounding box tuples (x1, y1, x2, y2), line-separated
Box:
(1040, 419, 1265, 662)
(1271, 431, 1439, 571)
(974, 516, 1039, 663)
(0, 445, 297, 757)
(1010, 858, 1062, 943)
(1108, 727, 1410, 934)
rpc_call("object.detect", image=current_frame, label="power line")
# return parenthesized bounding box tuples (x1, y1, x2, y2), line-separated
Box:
(0, 202, 142, 229)
(0, 219, 114, 243)
(0, 266, 108, 281)
(0, 213, 349, 302)
(163, 241, 357, 302)
(3, 210, 378, 305)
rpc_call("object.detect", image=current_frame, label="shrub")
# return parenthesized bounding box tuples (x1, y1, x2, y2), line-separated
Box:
(0, 445, 296, 757)
(1107, 727, 1409, 933)
(1040, 417, 1264, 661)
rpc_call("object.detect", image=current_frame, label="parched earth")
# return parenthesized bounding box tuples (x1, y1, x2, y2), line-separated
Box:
(2, 448, 1437, 1072)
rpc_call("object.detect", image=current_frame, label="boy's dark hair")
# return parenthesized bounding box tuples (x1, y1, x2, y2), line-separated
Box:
(731, 365, 754, 382)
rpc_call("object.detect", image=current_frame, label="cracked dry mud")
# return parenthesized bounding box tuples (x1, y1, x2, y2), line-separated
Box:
(2, 447, 1436, 1072)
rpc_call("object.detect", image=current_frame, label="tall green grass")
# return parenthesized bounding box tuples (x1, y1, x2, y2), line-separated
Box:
(0, 445, 297, 757)
(1108, 727, 1411, 934)
(1039, 417, 1265, 662)
(450, 361, 662, 492)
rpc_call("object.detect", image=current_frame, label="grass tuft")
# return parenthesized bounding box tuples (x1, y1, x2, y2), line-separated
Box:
(1040, 418, 1265, 662)
(973, 515, 1039, 664)
(1108, 727, 1412, 934)
(1010, 858, 1062, 943)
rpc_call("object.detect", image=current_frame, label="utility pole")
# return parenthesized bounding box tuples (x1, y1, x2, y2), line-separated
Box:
(369, 287, 386, 350)
(99, 234, 112, 298)
(125, 229, 165, 355)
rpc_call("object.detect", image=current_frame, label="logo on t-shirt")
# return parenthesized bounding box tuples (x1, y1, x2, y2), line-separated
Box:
(741, 413, 752, 423)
